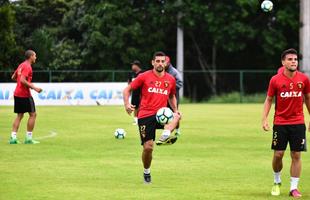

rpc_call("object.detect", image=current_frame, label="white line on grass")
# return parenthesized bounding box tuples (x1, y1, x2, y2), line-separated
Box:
(35, 131, 58, 141)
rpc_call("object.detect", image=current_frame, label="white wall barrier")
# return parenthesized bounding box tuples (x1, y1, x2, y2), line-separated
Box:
(0, 82, 127, 106)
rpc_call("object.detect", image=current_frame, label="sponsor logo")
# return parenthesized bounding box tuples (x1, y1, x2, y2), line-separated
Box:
(148, 87, 168, 95)
(164, 81, 169, 88)
(297, 82, 304, 89)
(280, 91, 302, 98)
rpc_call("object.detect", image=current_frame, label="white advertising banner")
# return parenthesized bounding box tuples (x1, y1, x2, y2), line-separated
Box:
(0, 82, 127, 106)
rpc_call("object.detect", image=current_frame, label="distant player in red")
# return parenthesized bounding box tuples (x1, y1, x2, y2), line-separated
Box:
(10, 50, 43, 144)
(262, 48, 310, 198)
(123, 51, 181, 184)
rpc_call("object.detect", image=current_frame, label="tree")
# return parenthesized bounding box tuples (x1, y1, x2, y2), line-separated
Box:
(0, 2, 20, 69)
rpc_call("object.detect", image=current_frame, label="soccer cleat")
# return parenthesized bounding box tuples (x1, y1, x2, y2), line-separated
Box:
(289, 189, 302, 198)
(271, 183, 281, 196)
(156, 134, 178, 145)
(24, 138, 40, 144)
(143, 173, 151, 184)
(9, 137, 20, 144)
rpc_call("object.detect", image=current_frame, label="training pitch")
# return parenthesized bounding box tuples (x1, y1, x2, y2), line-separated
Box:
(0, 104, 309, 200)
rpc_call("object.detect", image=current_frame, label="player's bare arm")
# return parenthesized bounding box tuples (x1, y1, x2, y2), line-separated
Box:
(123, 85, 136, 115)
(168, 94, 178, 112)
(262, 95, 273, 131)
(304, 93, 310, 132)
(11, 71, 17, 81)
(20, 75, 42, 93)
(168, 94, 181, 119)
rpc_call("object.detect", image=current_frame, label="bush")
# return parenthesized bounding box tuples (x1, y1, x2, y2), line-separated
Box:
(207, 92, 266, 103)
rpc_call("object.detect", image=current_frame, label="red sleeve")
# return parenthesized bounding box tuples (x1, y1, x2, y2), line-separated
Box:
(170, 77, 176, 95)
(267, 77, 276, 97)
(130, 73, 144, 90)
(303, 76, 310, 94)
(21, 64, 31, 78)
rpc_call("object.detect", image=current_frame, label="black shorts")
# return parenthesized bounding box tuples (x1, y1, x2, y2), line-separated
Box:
(272, 124, 307, 152)
(131, 89, 141, 108)
(138, 115, 164, 145)
(14, 96, 36, 113)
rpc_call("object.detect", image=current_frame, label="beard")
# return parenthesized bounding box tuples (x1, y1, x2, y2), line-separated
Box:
(155, 66, 164, 72)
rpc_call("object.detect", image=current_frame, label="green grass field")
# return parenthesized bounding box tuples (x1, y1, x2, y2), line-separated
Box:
(1, 104, 309, 200)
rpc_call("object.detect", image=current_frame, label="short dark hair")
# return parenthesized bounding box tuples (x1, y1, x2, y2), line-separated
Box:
(152, 51, 166, 60)
(25, 50, 35, 59)
(281, 48, 298, 60)
(131, 60, 141, 67)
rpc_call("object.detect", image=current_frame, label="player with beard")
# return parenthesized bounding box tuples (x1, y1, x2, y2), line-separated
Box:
(123, 51, 181, 184)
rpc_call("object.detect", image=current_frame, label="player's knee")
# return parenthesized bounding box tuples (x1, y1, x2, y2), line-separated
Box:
(143, 141, 154, 153)
(29, 112, 37, 118)
(290, 152, 301, 161)
(274, 151, 284, 159)
(17, 113, 24, 120)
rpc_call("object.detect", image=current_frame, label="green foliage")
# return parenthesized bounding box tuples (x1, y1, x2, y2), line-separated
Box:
(207, 92, 266, 103)
(0, 1, 300, 72)
(0, 3, 19, 69)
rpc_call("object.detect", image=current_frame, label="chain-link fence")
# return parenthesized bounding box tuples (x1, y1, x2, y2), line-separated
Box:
(0, 69, 279, 102)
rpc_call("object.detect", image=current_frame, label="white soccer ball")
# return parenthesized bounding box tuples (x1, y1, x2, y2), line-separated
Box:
(156, 107, 174, 125)
(261, 0, 273, 12)
(114, 128, 126, 139)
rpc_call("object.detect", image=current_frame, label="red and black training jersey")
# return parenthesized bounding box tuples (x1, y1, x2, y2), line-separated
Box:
(14, 61, 33, 97)
(267, 71, 310, 125)
(130, 70, 176, 119)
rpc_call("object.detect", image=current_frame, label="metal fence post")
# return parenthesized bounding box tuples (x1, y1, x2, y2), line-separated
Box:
(239, 71, 244, 103)
(112, 71, 115, 81)
(49, 70, 52, 82)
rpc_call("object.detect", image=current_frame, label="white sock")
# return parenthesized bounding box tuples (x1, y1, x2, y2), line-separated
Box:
(11, 132, 17, 139)
(26, 131, 32, 139)
(290, 177, 299, 191)
(144, 168, 151, 174)
(274, 172, 281, 184)
(162, 130, 171, 137)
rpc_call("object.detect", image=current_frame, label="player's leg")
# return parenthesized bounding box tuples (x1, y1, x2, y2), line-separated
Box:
(24, 97, 39, 144)
(10, 113, 24, 144)
(167, 91, 181, 136)
(10, 96, 25, 144)
(288, 124, 306, 197)
(270, 125, 288, 196)
(156, 112, 181, 145)
(271, 150, 284, 196)
(142, 140, 153, 183)
(289, 151, 302, 197)
(138, 116, 156, 184)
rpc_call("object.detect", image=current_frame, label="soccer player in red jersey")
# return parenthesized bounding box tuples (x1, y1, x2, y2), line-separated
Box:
(262, 48, 310, 198)
(123, 51, 181, 184)
(10, 50, 43, 144)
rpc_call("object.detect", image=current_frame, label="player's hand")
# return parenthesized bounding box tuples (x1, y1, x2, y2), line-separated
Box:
(35, 87, 43, 93)
(175, 111, 182, 120)
(124, 103, 135, 115)
(262, 120, 270, 131)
